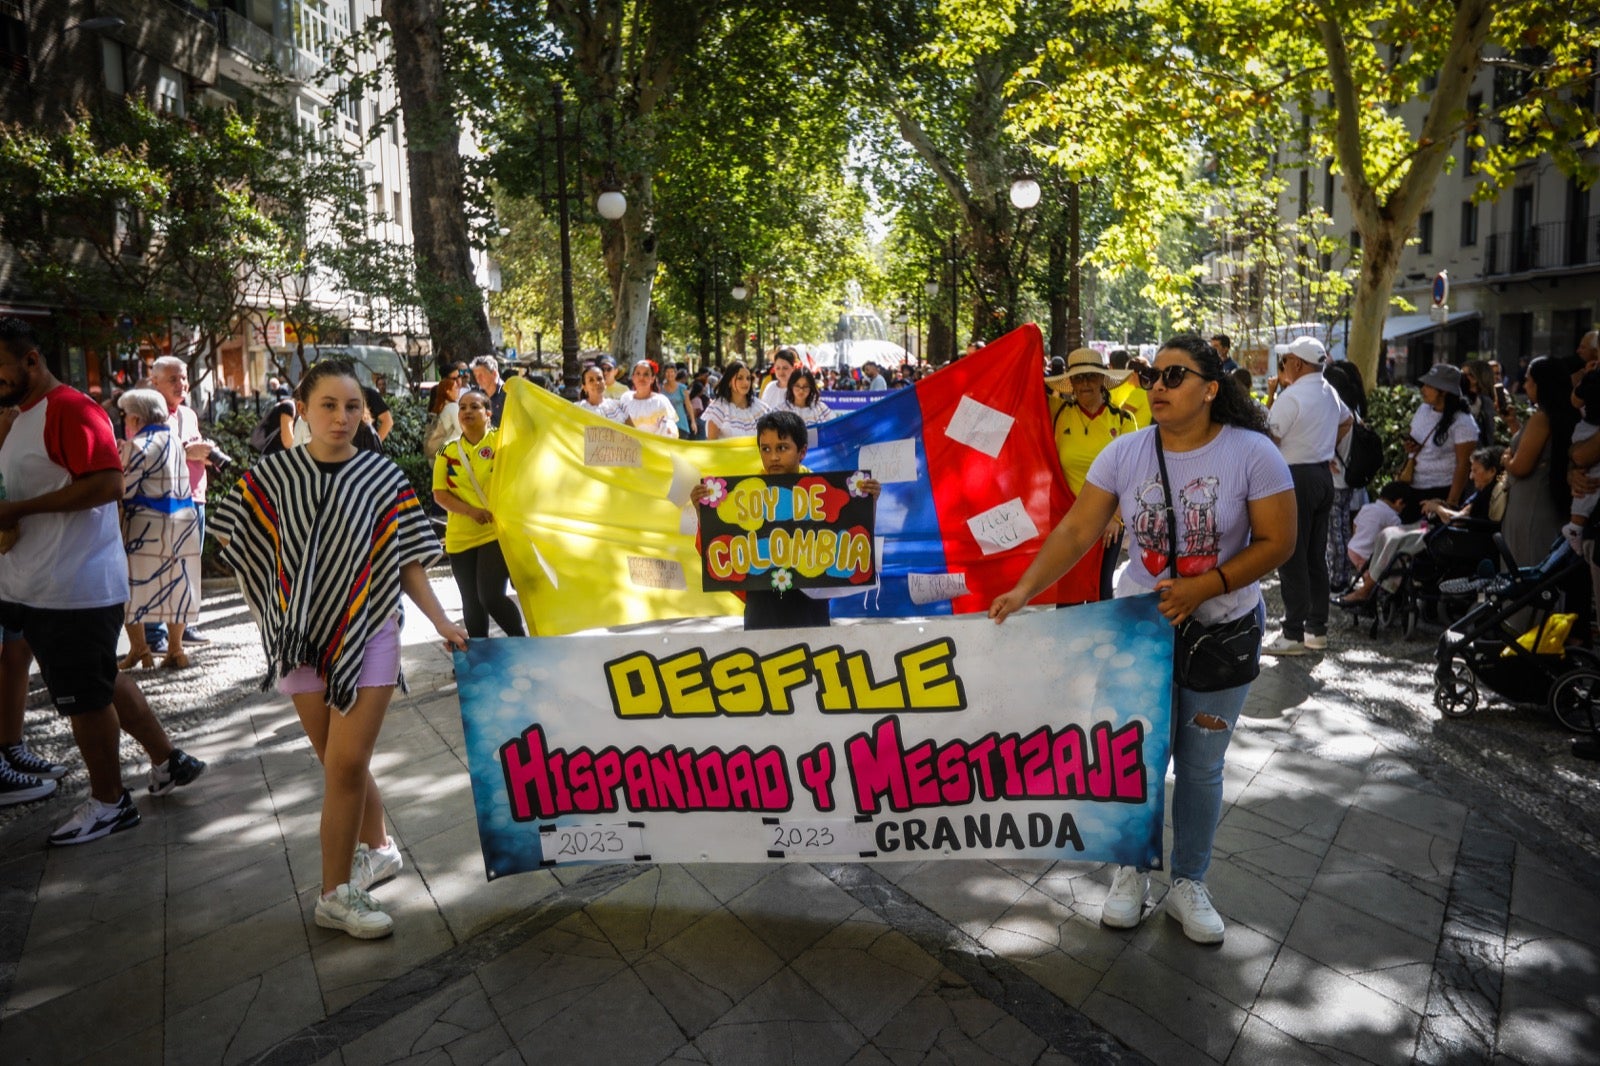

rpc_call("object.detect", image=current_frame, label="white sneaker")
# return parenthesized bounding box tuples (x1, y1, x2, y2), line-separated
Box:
(1101, 865, 1148, 929)
(1262, 635, 1309, 656)
(1302, 633, 1328, 651)
(1166, 878, 1225, 943)
(315, 883, 394, 939)
(351, 839, 403, 891)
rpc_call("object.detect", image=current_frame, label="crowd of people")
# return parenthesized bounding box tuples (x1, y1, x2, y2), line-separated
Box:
(4, 307, 1596, 948)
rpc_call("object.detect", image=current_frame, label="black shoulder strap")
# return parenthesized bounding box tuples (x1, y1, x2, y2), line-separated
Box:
(1154, 432, 1179, 580)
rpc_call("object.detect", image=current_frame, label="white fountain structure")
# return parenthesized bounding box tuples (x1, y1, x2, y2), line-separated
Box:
(804, 281, 913, 370)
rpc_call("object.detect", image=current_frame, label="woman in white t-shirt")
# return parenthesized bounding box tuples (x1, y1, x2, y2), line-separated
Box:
(703, 360, 770, 439)
(990, 333, 1296, 947)
(760, 348, 799, 408)
(778, 368, 834, 425)
(1402, 364, 1478, 522)
(575, 365, 628, 424)
(619, 360, 679, 437)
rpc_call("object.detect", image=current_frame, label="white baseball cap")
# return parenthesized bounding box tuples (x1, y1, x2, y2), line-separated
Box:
(1282, 336, 1328, 365)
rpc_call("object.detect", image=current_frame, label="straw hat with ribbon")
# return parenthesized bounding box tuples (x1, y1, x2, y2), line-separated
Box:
(1045, 347, 1132, 391)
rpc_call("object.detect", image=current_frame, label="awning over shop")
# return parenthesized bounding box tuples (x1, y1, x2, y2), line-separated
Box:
(1382, 310, 1481, 341)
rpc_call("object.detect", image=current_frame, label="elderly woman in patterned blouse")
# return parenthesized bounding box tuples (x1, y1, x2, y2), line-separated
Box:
(115, 388, 201, 670)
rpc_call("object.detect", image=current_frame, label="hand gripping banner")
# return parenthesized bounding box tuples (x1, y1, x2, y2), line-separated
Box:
(455, 599, 1173, 878)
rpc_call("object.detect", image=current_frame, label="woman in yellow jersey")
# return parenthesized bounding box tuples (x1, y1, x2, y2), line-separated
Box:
(1047, 349, 1140, 600)
(1107, 349, 1152, 428)
(430, 389, 527, 638)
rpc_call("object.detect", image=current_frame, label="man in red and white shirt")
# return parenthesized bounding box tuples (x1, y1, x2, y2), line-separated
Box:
(0, 319, 201, 844)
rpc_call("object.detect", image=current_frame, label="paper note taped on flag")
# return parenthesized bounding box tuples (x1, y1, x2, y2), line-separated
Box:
(488, 323, 1098, 635)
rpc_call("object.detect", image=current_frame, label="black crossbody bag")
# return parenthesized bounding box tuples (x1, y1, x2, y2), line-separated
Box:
(1155, 432, 1263, 692)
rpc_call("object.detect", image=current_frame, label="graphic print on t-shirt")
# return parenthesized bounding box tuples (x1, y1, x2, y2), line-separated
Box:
(1130, 474, 1221, 577)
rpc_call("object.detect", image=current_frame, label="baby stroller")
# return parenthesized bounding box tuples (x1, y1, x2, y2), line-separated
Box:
(1409, 517, 1504, 622)
(1432, 535, 1599, 733)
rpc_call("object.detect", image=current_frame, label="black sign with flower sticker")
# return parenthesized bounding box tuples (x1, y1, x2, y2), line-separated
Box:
(695, 471, 877, 593)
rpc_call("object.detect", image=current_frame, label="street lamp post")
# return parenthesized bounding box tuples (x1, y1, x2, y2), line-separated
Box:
(731, 281, 752, 355)
(922, 275, 939, 366)
(710, 253, 725, 364)
(1066, 180, 1082, 350)
(551, 87, 579, 396)
(538, 83, 627, 398)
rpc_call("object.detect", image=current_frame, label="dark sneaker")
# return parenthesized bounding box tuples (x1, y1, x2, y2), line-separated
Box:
(48, 790, 140, 846)
(148, 749, 207, 796)
(181, 629, 213, 647)
(3, 742, 68, 782)
(0, 762, 56, 807)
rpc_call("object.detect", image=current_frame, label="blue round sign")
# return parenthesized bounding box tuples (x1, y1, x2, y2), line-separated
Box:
(1431, 271, 1449, 307)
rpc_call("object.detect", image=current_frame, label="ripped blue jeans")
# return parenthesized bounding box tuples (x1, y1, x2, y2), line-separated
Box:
(1165, 598, 1263, 883)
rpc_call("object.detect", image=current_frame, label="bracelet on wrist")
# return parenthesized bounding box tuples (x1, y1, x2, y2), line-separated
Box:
(1215, 568, 1231, 594)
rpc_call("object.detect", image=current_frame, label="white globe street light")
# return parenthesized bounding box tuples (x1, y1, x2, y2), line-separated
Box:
(730, 284, 749, 301)
(1009, 176, 1042, 211)
(923, 277, 940, 299)
(595, 189, 627, 220)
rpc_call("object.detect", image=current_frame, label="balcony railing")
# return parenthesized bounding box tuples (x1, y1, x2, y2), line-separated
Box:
(220, 9, 328, 84)
(1484, 215, 1600, 276)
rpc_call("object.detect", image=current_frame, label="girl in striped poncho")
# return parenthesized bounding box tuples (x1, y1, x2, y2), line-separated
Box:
(212, 361, 469, 941)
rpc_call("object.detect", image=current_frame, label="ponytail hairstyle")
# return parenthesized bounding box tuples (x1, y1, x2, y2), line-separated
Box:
(1157, 333, 1268, 434)
(1526, 355, 1576, 513)
(1430, 393, 1466, 446)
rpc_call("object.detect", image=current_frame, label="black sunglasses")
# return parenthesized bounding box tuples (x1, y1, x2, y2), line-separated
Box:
(1136, 365, 1208, 390)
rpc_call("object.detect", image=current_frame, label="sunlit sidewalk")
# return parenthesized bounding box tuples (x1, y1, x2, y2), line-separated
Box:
(0, 576, 1595, 1065)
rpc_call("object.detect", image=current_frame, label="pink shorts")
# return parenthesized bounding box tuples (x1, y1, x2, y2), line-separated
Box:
(277, 615, 402, 696)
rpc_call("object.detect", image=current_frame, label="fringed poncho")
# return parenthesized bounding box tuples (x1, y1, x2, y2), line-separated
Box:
(211, 447, 440, 713)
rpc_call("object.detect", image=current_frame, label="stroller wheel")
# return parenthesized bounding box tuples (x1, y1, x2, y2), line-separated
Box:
(1401, 606, 1419, 640)
(1550, 666, 1600, 735)
(1434, 657, 1479, 718)
(1374, 595, 1391, 628)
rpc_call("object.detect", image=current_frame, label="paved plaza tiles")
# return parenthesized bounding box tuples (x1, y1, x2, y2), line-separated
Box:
(0, 579, 1596, 1065)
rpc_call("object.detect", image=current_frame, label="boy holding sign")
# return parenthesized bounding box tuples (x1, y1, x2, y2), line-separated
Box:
(691, 411, 879, 631)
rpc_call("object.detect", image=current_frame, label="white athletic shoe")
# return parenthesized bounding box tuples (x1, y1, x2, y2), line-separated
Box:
(315, 884, 394, 940)
(1101, 865, 1148, 929)
(351, 839, 403, 891)
(1166, 878, 1225, 943)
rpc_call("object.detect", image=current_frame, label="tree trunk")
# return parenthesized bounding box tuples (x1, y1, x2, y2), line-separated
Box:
(1047, 228, 1068, 359)
(1345, 233, 1403, 388)
(609, 201, 657, 363)
(383, 0, 493, 369)
(1318, 0, 1492, 387)
(645, 306, 664, 364)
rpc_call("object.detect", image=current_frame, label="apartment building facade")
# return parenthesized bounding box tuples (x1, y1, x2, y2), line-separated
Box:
(1210, 54, 1598, 384)
(0, 0, 422, 398)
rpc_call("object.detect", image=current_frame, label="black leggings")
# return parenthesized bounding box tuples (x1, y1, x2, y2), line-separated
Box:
(448, 541, 526, 638)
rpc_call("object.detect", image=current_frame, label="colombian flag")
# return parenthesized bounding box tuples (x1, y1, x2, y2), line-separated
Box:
(490, 323, 1096, 635)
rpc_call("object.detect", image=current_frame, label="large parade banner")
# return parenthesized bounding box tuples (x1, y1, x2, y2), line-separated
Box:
(489, 323, 1101, 635)
(456, 599, 1173, 878)
(697, 471, 878, 592)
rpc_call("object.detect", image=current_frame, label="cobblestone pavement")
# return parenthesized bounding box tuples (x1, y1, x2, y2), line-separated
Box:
(0, 576, 1596, 1065)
